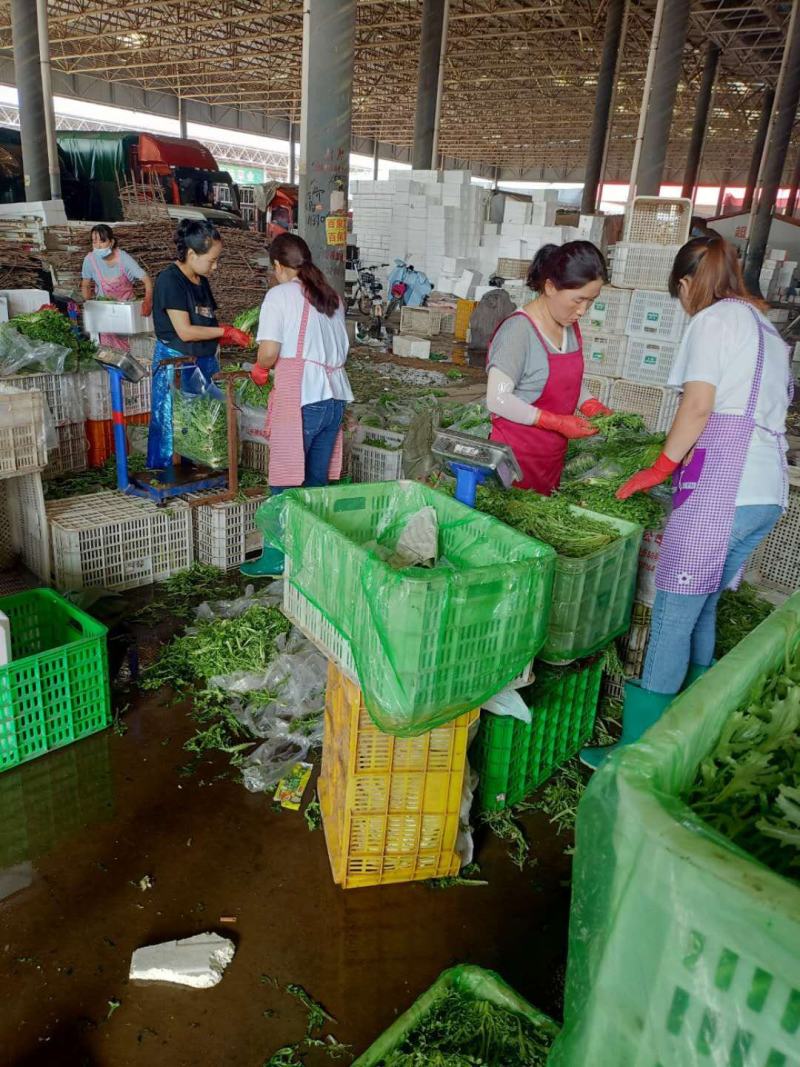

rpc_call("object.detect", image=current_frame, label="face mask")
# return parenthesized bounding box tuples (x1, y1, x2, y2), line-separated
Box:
(95, 246, 112, 259)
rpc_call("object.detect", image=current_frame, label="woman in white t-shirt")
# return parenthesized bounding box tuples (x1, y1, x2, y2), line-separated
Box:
(241, 232, 353, 576)
(582, 236, 791, 767)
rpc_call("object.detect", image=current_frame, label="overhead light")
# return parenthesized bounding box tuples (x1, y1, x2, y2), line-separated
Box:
(118, 32, 147, 48)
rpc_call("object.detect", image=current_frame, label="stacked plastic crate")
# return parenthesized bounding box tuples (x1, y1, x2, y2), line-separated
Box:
(9, 371, 88, 477)
(81, 369, 152, 467)
(582, 197, 691, 432)
(0, 382, 50, 583)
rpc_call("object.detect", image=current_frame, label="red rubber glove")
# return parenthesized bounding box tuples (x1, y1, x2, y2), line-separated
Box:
(616, 452, 679, 500)
(220, 324, 252, 349)
(141, 295, 152, 317)
(250, 362, 270, 387)
(579, 397, 612, 418)
(536, 409, 599, 439)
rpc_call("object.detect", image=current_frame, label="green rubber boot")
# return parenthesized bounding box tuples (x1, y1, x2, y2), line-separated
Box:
(240, 545, 284, 577)
(579, 681, 674, 771)
(682, 661, 715, 690)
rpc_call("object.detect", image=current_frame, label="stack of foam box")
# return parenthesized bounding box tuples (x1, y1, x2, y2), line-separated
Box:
(476, 191, 579, 282)
(761, 247, 797, 301)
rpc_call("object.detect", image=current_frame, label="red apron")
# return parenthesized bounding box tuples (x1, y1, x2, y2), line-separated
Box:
(91, 252, 135, 352)
(266, 297, 344, 487)
(488, 311, 584, 495)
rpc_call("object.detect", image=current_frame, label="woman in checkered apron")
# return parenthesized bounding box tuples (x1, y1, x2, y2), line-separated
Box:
(582, 236, 791, 768)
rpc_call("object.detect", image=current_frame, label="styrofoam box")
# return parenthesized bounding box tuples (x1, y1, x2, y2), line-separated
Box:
(767, 248, 788, 261)
(83, 300, 153, 337)
(0, 289, 50, 316)
(47, 490, 193, 591)
(393, 334, 431, 359)
(191, 492, 269, 570)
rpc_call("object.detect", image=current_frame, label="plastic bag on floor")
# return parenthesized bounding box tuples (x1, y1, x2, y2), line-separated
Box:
(195, 581, 283, 622)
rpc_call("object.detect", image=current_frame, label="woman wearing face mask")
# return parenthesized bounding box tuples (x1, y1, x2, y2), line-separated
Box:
(486, 241, 612, 495)
(147, 219, 251, 470)
(240, 232, 353, 577)
(581, 235, 792, 768)
(80, 224, 153, 351)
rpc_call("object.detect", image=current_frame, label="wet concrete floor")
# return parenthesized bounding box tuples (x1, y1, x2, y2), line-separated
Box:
(0, 610, 572, 1067)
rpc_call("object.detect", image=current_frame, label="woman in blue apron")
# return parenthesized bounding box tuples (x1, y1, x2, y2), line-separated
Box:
(147, 219, 251, 469)
(582, 236, 792, 767)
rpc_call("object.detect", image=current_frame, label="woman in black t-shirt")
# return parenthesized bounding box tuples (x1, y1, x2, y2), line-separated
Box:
(147, 219, 252, 469)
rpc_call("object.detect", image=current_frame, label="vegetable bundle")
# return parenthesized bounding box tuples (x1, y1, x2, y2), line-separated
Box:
(8, 310, 98, 371)
(232, 306, 259, 347)
(376, 990, 553, 1066)
(172, 385, 228, 469)
(686, 643, 800, 880)
(557, 476, 666, 530)
(474, 484, 620, 558)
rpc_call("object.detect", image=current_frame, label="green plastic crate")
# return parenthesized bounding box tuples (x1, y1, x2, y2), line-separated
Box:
(473, 656, 603, 812)
(550, 591, 800, 1067)
(541, 508, 642, 664)
(0, 589, 110, 772)
(352, 964, 560, 1065)
(258, 482, 556, 736)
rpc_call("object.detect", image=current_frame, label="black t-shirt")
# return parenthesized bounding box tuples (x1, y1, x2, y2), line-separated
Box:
(153, 263, 219, 359)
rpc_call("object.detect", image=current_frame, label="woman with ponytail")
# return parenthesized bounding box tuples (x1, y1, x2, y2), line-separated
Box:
(147, 219, 252, 469)
(486, 240, 611, 495)
(583, 235, 792, 768)
(241, 233, 353, 576)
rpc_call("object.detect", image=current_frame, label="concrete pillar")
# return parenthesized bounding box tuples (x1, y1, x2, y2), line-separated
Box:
(637, 0, 692, 196)
(413, 0, 447, 170)
(744, 0, 800, 293)
(742, 88, 775, 213)
(178, 97, 188, 139)
(715, 171, 730, 217)
(289, 122, 297, 185)
(372, 138, 379, 181)
(11, 0, 50, 201)
(299, 0, 356, 296)
(681, 43, 720, 201)
(35, 0, 60, 198)
(581, 0, 626, 215)
(784, 150, 800, 216)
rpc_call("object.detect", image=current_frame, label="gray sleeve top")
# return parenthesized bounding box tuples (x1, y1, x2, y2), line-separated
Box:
(487, 313, 577, 405)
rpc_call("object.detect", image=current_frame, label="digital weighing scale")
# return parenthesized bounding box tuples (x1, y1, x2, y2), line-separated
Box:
(431, 427, 521, 506)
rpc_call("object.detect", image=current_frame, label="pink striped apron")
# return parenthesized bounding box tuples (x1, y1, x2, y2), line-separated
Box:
(91, 252, 135, 352)
(266, 297, 344, 487)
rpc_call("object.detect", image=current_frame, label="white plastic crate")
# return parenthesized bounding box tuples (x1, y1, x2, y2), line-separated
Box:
(193, 492, 268, 570)
(0, 479, 13, 568)
(393, 334, 431, 359)
(623, 338, 679, 387)
(746, 469, 800, 597)
(581, 375, 611, 407)
(128, 333, 155, 362)
(10, 372, 84, 426)
(349, 425, 404, 483)
(47, 490, 193, 591)
(82, 370, 152, 420)
(0, 385, 47, 479)
(399, 306, 443, 337)
(5, 470, 50, 579)
(609, 379, 680, 433)
(240, 439, 269, 474)
(611, 243, 681, 291)
(43, 421, 87, 478)
(625, 196, 692, 246)
(82, 300, 153, 337)
(583, 332, 628, 378)
(588, 286, 631, 333)
(625, 290, 687, 343)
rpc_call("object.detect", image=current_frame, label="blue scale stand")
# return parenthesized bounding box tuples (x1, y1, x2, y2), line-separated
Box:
(431, 428, 522, 507)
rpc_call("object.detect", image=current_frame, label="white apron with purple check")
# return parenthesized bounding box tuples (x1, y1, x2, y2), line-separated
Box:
(656, 299, 790, 596)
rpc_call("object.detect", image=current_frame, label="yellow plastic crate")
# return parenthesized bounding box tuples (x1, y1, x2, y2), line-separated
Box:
(319, 663, 478, 889)
(454, 298, 477, 341)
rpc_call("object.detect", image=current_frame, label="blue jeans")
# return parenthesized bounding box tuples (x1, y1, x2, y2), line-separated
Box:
(270, 398, 346, 494)
(642, 504, 782, 694)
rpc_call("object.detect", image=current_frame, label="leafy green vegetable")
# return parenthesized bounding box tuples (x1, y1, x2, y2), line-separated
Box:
(473, 484, 620, 558)
(227, 361, 273, 407)
(285, 983, 336, 1037)
(43, 454, 147, 500)
(10, 309, 78, 352)
(376, 989, 554, 1066)
(478, 808, 532, 870)
(134, 563, 236, 624)
(557, 476, 665, 530)
(172, 386, 228, 468)
(426, 862, 487, 889)
(304, 796, 322, 831)
(715, 582, 774, 659)
(233, 306, 260, 346)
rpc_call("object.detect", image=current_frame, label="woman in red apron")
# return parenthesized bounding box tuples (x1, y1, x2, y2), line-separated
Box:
(241, 233, 353, 577)
(582, 236, 791, 768)
(80, 225, 153, 351)
(486, 241, 612, 494)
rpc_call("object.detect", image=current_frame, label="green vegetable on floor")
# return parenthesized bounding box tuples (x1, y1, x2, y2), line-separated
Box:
(375, 989, 554, 1066)
(473, 484, 620, 558)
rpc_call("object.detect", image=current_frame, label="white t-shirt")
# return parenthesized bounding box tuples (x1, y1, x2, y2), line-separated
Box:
(668, 300, 791, 506)
(256, 279, 354, 406)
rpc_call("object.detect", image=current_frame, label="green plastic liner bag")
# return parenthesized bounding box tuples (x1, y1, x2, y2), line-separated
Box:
(257, 482, 556, 735)
(171, 367, 228, 469)
(549, 591, 800, 1067)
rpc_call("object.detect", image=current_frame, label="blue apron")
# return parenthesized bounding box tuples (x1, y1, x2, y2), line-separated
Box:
(146, 339, 219, 469)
